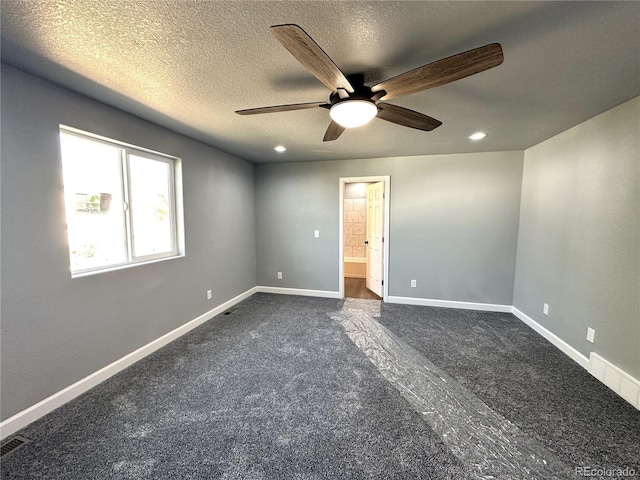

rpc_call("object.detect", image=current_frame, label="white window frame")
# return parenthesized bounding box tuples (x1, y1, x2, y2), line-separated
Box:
(60, 126, 185, 277)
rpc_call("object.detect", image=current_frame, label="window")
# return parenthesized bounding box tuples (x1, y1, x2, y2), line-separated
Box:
(59, 127, 184, 276)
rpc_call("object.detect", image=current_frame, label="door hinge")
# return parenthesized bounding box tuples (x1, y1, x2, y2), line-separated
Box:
(382, 280, 384, 286)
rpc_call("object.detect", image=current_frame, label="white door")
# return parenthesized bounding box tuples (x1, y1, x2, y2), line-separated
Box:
(366, 181, 384, 297)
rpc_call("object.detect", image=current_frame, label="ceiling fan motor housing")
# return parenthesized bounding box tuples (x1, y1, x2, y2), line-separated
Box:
(329, 88, 375, 107)
(328, 74, 386, 107)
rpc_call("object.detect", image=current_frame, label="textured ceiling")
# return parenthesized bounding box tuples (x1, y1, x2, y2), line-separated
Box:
(1, 1, 638, 163)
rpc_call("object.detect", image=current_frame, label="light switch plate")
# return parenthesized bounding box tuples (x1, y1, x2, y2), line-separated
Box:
(586, 327, 595, 343)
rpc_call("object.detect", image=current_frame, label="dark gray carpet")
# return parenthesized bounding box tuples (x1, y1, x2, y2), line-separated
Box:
(375, 302, 640, 475)
(3, 294, 639, 479)
(331, 299, 573, 479)
(1, 294, 468, 479)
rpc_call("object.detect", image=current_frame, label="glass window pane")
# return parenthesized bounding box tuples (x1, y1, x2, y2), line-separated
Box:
(60, 133, 127, 272)
(128, 154, 174, 258)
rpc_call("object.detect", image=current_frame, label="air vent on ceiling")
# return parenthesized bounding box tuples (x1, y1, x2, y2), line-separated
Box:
(1, 435, 31, 457)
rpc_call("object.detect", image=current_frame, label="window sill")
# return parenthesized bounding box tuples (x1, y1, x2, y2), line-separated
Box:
(71, 254, 185, 279)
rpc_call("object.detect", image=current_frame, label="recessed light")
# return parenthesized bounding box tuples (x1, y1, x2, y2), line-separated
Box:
(274, 145, 286, 152)
(469, 132, 487, 141)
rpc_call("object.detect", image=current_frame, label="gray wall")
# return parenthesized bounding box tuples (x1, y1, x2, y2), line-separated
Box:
(513, 97, 640, 378)
(4, 62, 636, 422)
(256, 151, 524, 304)
(1, 65, 257, 420)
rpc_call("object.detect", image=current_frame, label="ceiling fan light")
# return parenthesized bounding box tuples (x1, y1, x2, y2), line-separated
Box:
(329, 100, 378, 128)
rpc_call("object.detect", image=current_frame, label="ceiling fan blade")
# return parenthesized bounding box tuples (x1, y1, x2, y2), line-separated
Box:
(376, 103, 442, 131)
(235, 102, 328, 115)
(271, 24, 354, 93)
(323, 121, 346, 142)
(372, 43, 504, 101)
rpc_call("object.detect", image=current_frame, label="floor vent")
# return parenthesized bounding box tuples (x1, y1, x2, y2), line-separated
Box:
(1, 435, 31, 457)
(223, 307, 239, 316)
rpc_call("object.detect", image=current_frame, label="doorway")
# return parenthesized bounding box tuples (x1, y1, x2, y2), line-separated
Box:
(339, 176, 390, 301)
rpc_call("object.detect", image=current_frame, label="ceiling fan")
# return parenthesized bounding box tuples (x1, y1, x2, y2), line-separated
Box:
(236, 24, 504, 142)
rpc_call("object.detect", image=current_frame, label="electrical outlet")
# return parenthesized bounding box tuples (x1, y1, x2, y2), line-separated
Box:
(314, 230, 320, 238)
(543, 303, 549, 315)
(277, 272, 283, 280)
(586, 327, 595, 343)
(207, 290, 212, 300)
(411, 279, 417, 288)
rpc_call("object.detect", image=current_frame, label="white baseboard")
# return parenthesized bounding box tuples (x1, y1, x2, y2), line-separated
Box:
(0, 286, 259, 441)
(387, 295, 512, 313)
(255, 286, 342, 299)
(511, 308, 639, 410)
(590, 353, 640, 410)
(3, 288, 637, 440)
(511, 307, 590, 370)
